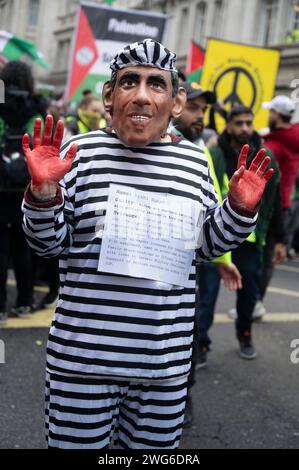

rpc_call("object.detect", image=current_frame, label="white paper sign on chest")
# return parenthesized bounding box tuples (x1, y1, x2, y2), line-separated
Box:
(98, 184, 204, 287)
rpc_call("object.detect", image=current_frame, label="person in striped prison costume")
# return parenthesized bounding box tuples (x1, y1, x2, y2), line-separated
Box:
(21, 38, 274, 449)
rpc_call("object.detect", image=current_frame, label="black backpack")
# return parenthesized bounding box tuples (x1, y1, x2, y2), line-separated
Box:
(0, 123, 31, 190)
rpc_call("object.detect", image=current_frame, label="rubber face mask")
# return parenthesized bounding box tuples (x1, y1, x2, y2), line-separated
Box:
(78, 108, 101, 130)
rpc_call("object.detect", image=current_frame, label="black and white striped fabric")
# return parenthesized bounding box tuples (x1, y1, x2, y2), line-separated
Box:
(45, 371, 187, 449)
(110, 38, 177, 74)
(22, 130, 257, 382)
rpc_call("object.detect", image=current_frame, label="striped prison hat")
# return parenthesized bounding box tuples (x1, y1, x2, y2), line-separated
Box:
(110, 38, 177, 75)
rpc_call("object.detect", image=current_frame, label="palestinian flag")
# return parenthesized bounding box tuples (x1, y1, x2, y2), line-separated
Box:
(0, 31, 48, 68)
(186, 41, 205, 83)
(65, 3, 167, 102)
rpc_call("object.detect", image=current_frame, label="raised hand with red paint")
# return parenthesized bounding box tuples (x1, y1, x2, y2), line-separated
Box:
(22, 115, 78, 199)
(228, 144, 274, 213)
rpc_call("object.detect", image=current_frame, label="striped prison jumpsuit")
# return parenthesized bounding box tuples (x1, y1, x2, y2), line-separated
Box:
(22, 130, 257, 448)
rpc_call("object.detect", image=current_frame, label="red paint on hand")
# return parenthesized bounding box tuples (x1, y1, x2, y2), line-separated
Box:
(22, 115, 77, 191)
(228, 144, 274, 211)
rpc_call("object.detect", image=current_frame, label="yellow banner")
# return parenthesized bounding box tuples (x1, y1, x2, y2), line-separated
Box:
(200, 38, 280, 132)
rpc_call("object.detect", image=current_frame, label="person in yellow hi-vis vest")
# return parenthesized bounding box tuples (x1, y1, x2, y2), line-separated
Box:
(209, 106, 285, 361)
(170, 81, 242, 426)
(65, 93, 107, 138)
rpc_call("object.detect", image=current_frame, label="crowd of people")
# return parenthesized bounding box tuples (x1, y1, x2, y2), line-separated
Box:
(0, 38, 298, 448)
(168, 77, 299, 426)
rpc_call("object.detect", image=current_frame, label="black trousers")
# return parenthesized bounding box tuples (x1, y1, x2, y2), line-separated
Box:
(232, 242, 263, 336)
(0, 222, 33, 311)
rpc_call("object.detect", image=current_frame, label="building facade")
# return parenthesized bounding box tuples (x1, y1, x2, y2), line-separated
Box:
(0, 0, 103, 90)
(115, 0, 299, 51)
(0, 0, 298, 117)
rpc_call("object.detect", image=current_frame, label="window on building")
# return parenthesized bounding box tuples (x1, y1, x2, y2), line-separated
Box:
(56, 39, 71, 71)
(28, 0, 40, 27)
(65, 0, 79, 14)
(259, 0, 279, 45)
(178, 6, 190, 54)
(284, 0, 299, 43)
(212, 0, 223, 38)
(193, 1, 206, 47)
(0, 2, 6, 29)
(290, 1, 299, 30)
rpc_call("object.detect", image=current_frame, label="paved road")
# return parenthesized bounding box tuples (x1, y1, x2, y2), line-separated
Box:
(0, 259, 298, 449)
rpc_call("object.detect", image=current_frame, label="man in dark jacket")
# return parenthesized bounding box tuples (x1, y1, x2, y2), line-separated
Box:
(208, 106, 284, 359)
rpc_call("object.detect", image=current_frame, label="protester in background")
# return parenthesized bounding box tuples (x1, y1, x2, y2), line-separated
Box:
(22, 39, 272, 449)
(0, 61, 47, 325)
(209, 106, 284, 358)
(65, 93, 106, 138)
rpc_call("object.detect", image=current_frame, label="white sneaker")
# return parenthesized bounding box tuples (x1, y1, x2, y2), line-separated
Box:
(253, 301, 266, 320)
(227, 308, 237, 320)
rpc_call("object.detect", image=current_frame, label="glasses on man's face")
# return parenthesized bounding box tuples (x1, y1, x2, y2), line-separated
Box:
(233, 120, 253, 127)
